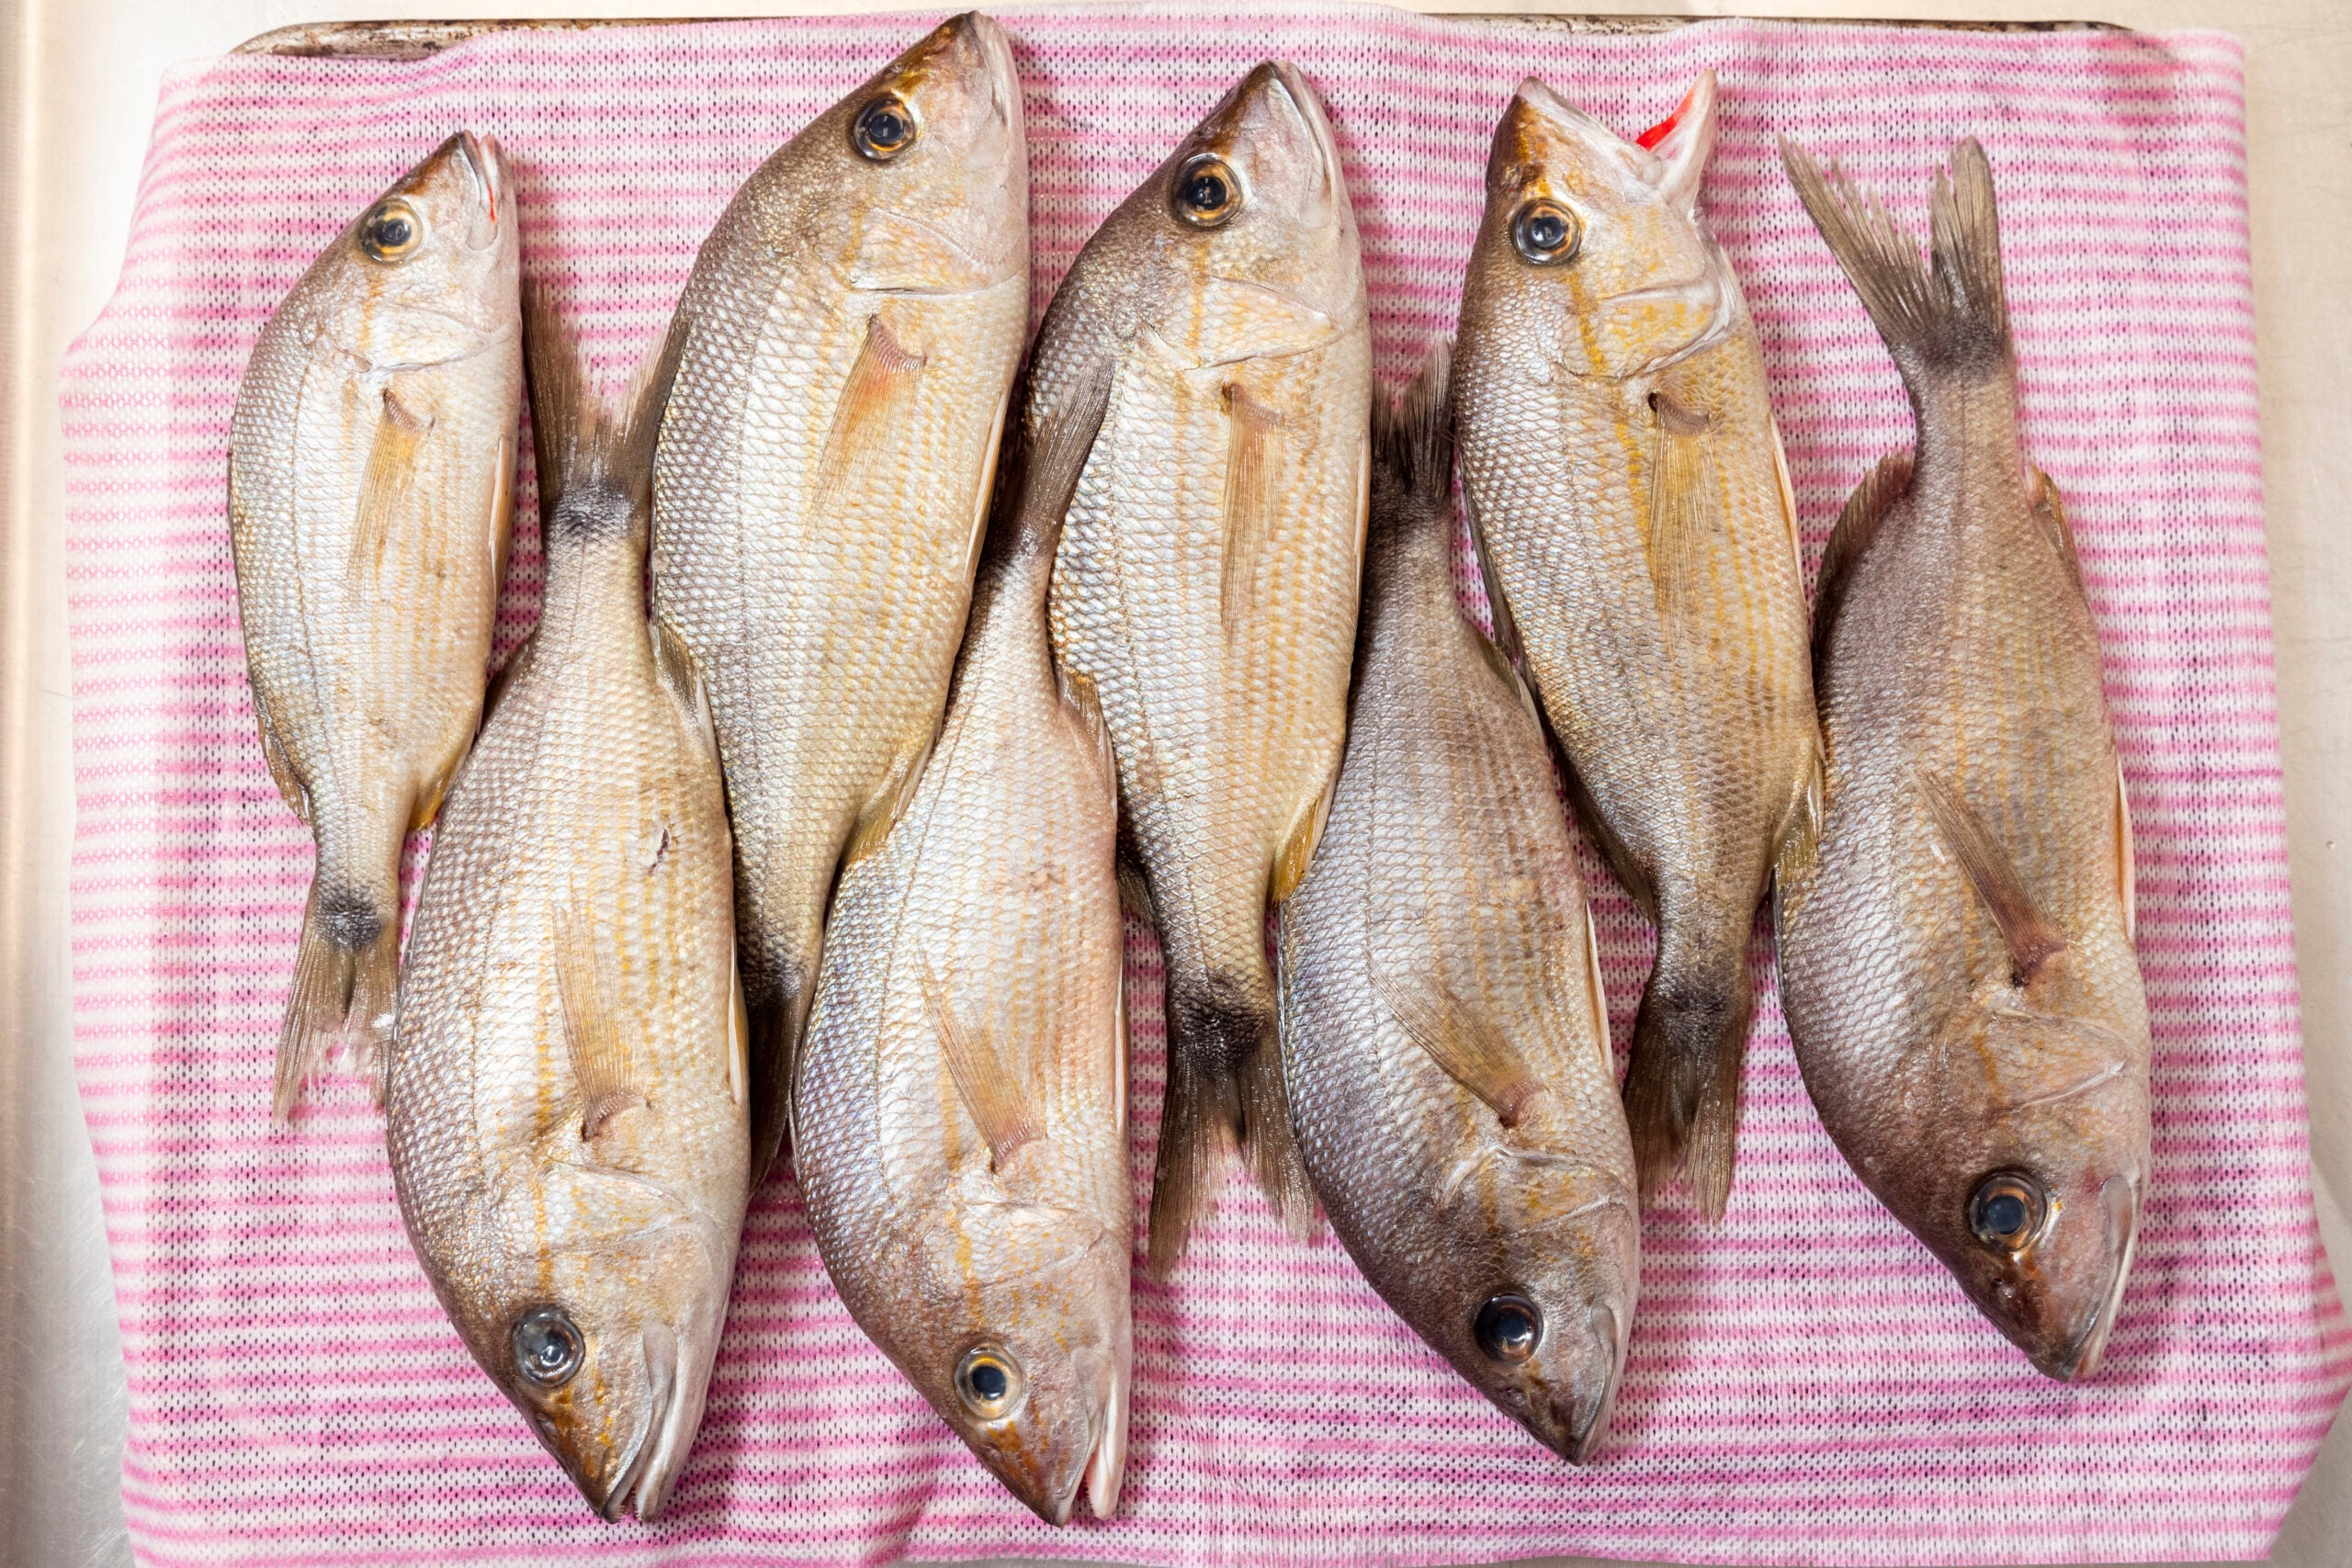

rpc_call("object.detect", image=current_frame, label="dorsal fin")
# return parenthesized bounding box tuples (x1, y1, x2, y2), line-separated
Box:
(2029, 465, 2086, 598)
(1219, 382, 1286, 633)
(1374, 974, 1549, 1128)
(919, 959, 1039, 1170)
(553, 910, 648, 1142)
(1813, 450, 1912, 665)
(1915, 770, 2067, 987)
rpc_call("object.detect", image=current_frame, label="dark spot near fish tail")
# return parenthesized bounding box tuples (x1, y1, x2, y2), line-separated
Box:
(317, 886, 384, 951)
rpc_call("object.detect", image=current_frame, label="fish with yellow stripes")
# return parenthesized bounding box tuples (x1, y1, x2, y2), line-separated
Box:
(228, 131, 520, 1117)
(387, 296, 749, 1520)
(1775, 137, 2148, 1380)
(1452, 73, 1820, 1218)
(650, 14, 1030, 1186)
(1036, 62, 1372, 1275)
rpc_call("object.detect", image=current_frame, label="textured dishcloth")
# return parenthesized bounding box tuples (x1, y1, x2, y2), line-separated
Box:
(60, 6, 2348, 1565)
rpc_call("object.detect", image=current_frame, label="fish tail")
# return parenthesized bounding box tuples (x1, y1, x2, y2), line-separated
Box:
(1148, 984, 1308, 1277)
(1367, 341, 1455, 538)
(1622, 912, 1757, 1220)
(275, 864, 401, 1122)
(1779, 136, 2009, 382)
(523, 283, 686, 551)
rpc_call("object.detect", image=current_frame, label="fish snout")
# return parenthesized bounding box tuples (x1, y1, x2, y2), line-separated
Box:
(1480, 1297, 1628, 1465)
(2044, 1172, 2141, 1382)
(1963, 1166, 2143, 1382)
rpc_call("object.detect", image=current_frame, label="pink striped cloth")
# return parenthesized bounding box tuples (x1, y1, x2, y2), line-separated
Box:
(61, 6, 2348, 1565)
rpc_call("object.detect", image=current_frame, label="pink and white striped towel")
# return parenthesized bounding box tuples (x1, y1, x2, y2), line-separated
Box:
(60, 6, 2349, 1565)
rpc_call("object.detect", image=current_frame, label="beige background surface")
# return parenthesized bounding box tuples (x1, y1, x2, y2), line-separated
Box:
(0, 3, 2341, 1565)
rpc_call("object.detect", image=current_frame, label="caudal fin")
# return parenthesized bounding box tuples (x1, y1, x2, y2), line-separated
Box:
(1147, 989, 1316, 1279)
(1779, 136, 2009, 381)
(275, 877, 400, 1122)
(1621, 915, 1756, 1220)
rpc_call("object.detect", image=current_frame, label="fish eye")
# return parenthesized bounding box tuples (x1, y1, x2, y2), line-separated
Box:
(1475, 1294, 1543, 1363)
(1969, 1172, 2048, 1250)
(953, 1344, 1027, 1420)
(512, 1306, 584, 1389)
(1171, 154, 1242, 229)
(1511, 198, 1581, 266)
(852, 95, 919, 162)
(358, 198, 424, 265)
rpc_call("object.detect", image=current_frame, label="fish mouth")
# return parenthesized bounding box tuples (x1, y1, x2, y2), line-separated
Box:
(1563, 1303, 1628, 1465)
(1510, 76, 1642, 170)
(1081, 1356, 1129, 1519)
(454, 130, 506, 250)
(2051, 1174, 2140, 1382)
(592, 1325, 688, 1522)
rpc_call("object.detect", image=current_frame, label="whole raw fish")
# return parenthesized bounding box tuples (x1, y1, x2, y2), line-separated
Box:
(1281, 350, 1637, 1462)
(1037, 62, 1371, 1273)
(651, 13, 1029, 1182)
(1452, 74, 1818, 1216)
(388, 297, 749, 1517)
(229, 131, 520, 1116)
(1775, 138, 2149, 1380)
(796, 351, 1130, 1524)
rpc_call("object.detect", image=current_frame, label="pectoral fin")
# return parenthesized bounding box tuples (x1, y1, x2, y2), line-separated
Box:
(1374, 974, 1549, 1128)
(811, 313, 924, 510)
(920, 959, 1039, 1169)
(1915, 771, 2067, 987)
(554, 911, 649, 1142)
(350, 386, 434, 583)
(1580, 902, 1614, 1076)
(1645, 392, 1716, 613)
(1219, 383, 1286, 633)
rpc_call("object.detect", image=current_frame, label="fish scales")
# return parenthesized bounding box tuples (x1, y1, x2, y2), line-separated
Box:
(1282, 350, 1636, 1465)
(389, 299, 748, 1521)
(651, 14, 1029, 1184)
(797, 343, 1130, 1525)
(1036, 61, 1371, 1273)
(229, 131, 520, 1115)
(1775, 137, 2149, 1382)
(1452, 74, 1817, 1216)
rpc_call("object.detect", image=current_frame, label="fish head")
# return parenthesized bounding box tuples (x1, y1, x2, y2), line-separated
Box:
(1473, 73, 1735, 380)
(815, 12, 1029, 294)
(306, 130, 518, 367)
(1892, 1003, 2150, 1381)
(466, 1161, 738, 1521)
(1429, 1151, 1640, 1464)
(1124, 61, 1363, 367)
(901, 1192, 1132, 1525)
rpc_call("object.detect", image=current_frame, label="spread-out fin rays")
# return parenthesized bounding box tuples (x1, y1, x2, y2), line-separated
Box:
(1915, 769, 2068, 987)
(1644, 391, 1716, 614)
(920, 958, 1040, 1170)
(1217, 382, 1286, 633)
(810, 311, 926, 512)
(555, 908, 647, 1142)
(1374, 972, 1550, 1128)
(350, 386, 433, 582)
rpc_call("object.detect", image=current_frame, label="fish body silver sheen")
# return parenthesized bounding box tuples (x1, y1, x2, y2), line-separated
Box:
(1282, 355, 1636, 1464)
(229, 130, 521, 1116)
(1036, 61, 1371, 1273)
(389, 304, 749, 1520)
(650, 13, 1030, 1183)
(1775, 137, 2150, 1382)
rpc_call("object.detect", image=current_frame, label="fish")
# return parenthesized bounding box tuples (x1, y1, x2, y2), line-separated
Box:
(795, 334, 1131, 1526)
(650, 12, 1030, 1184)
(386, 294, 750, 1517)
(1773, 138, 2149, 1380)
(1280, 348, 1638, 1462)
(1036, 61, 1371, 1274)
(1451, 73, 1820, 1217)
(228, 130, 521, 1117)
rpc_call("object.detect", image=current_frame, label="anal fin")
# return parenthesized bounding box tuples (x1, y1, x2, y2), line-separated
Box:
(1915, 770, 2067, 987)
(921, 960, 1039, 1170)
